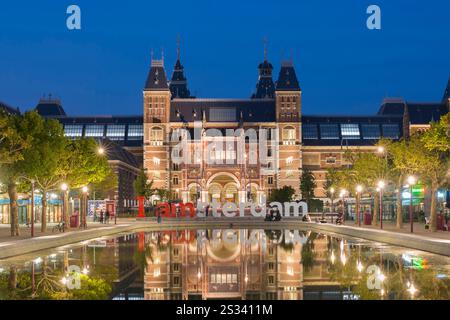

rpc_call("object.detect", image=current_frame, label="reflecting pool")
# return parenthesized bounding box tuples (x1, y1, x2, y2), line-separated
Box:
(0, 228, 449, 300)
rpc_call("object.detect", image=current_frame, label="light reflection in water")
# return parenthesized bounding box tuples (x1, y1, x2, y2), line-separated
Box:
(0, 229, 449, 300)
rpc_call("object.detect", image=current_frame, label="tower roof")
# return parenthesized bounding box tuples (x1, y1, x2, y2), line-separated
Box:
(144, 59, 169, 91)
(252, 58, 275, 99)
(275, 61, 300, 91)
(169, 58, 192, 98)
(35, 96, 66, 117)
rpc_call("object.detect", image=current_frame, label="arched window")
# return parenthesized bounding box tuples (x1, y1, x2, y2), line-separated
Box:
(150, 127, 163, 145)
(282, 126, 296, 145)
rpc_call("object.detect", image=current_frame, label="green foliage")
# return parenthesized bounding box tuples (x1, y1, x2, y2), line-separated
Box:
(267, 186, 295, 203)
(300, 169, 316, 202)
(0, 111, 32, 166)
(133, 169, 154, 199)
(60, 138, 111, 189)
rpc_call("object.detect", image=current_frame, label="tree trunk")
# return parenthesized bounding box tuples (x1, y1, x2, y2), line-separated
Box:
(429, 184, 438, 232)
(396, 176, 403, 229)
(41, 188, 47, 232)
(64, 190, 70, 229)
(8, 183, 19, 236)
(372, 192, 379, 226)
(8, 266, 17, 291)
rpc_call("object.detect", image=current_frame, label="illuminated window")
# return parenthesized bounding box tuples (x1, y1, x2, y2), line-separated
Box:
(286, 156, 294, 165)
(153, 157, 160, 165)
(150, 127, 163, 145)
(128, 124, 143, 140)
(282, 126, 296, 145)
(340, 124, 360, 139)
(85, 125, 104, 137)
(287, 266, 294, 276)
(64, 125, 83, 138)
(106, 124, 126, 140)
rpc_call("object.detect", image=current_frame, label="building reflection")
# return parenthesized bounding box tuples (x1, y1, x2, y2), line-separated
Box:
(144, 229, 304, 300)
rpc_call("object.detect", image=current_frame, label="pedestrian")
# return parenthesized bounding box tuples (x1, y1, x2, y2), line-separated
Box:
(105, 210, 110, 224)
(99, 210, 104, 224)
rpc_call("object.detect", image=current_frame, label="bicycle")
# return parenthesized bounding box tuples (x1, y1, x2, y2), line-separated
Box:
(52, 221, 65, 233)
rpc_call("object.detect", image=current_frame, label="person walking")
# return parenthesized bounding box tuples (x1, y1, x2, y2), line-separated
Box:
(105, 210, 110, 224)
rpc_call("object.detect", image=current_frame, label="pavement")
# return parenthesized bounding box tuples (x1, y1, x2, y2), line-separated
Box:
(0, 217, 449, 259)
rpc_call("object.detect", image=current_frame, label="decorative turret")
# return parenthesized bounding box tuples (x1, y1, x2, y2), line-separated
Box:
(144, 51, 169, 91)
(443, 77, 450, 107)
(169, 39, 192, 99)
(252, 40, 275, 99)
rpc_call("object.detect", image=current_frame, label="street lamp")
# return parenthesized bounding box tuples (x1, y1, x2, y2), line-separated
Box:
(377, 146, 385, 154)
(61, 183, 68, 231)
(377, 180, 385, 229)
(97, 147, 105, 155)
(407, 175, 417, 233)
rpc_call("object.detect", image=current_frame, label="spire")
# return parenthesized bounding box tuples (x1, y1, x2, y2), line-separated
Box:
(251, 37, 275, 99)
(169, 36, 192, 99)
(144, 51, 169, 91)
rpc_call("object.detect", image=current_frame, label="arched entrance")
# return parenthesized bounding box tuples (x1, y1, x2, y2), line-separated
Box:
(206, 173, 240, 204)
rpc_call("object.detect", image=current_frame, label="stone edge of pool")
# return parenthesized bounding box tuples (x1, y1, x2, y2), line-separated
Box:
(0, 219, 449, 259)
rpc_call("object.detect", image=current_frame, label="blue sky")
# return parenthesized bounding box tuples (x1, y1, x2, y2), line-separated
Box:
(0, 0, 448, 116)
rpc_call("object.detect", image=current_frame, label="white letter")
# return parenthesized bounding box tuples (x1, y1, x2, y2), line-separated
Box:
(366, 5, 381, 30)
(66, 5, 81, 30)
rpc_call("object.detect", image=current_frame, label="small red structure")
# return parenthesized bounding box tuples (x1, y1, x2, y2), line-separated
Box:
(364, 212, 372, 225)
(137, 196, 145, 218)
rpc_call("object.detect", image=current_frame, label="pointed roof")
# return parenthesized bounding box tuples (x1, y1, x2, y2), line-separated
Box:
(144, 59, 169, 91)
(0, 101, 20, 115)
(252, 58, 275, 99)
(275, 61, 300, 91)
(169, 58, 192, 98)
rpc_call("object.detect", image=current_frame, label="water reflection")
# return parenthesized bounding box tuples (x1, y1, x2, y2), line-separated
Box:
(0, 229, 449, 300)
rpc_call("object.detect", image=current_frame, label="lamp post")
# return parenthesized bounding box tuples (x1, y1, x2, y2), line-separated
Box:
(356, 185, 363, 227)
(407, 175, 417, 233)
(377, 180, 385, 229)
(30, 179, 35, 237)
(61, 183, 68, 231)
(81, 186, 88, 229)
(330, 187, 335, 213)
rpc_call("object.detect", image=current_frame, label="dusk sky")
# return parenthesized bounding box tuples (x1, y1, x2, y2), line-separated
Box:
(0, 0, 449, 116)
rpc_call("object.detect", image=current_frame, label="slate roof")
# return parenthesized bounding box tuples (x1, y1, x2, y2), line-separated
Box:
(144, 60, 169, 91)
(275, 61, 300, 91)
(169, 59, 192, 98)
(377, 99, 406, 116)
(0, 101, 20, 114)
(406, 103, 448, 124)
(170, 99, 276, 122)
(35, 99, 66, 116)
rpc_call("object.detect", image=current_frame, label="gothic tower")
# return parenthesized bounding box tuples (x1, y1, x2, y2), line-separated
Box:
(275, 61, 302, 197)
(143, 55, 172, 190)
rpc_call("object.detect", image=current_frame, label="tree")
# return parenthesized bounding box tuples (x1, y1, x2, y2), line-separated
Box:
(268, 186, 295, 203)
(0, 111, 44, 236)
(59, 138, 111, 226)
(300, 169, 316, 203)
(416, 117, 450, 231)
(0, 110, 31, 165)
(133, 169, 154, 200)
(18, 117, 68, 232)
